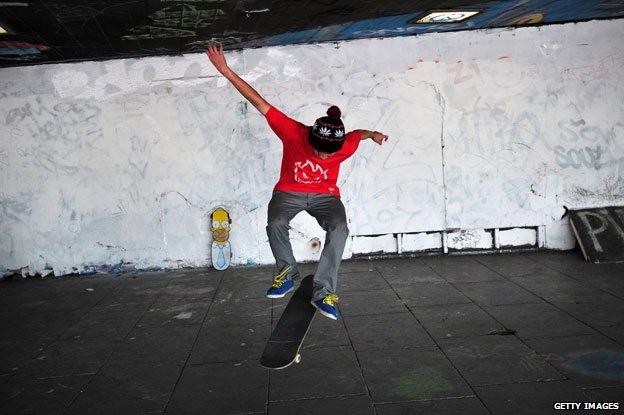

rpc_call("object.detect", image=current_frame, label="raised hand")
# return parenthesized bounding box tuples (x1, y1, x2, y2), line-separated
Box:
(371, 131, 389, 145)
(204, 42, 271, 115)
(205, 42, 230, 75)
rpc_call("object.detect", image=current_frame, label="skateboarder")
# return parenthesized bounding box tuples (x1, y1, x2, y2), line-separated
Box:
(206, 43, 388, 320)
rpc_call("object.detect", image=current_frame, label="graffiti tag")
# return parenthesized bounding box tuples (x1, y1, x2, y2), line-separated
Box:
(554, 145, 602, 169)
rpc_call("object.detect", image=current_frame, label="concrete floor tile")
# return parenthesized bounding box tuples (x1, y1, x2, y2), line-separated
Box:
(595, 325, 624, 347)
(483, 302, 596, 339)
(108, 324, 199, 365)
(344, 312, 435, 351)
(67, 362, 183, 415)
(0, 374, 93, 415)
(374, 258, 432, 276)
(425, 255, 482, 268)
(166, 360, 267, 415)
(376, 397, 489, 415)
(546, 293, 624, 327)
(166, 270, 221, 287)
(0, 279, 113, 313)
(190, 317, 270, 364)
(62, 302, 149, 340)
(301, 315, 351, 350)
(409, 303, 505, 339)
(376, 262, 430, 276)
(153, 283, 216, 304)
(376, 262, 445, 284)
(426, 257, 505, 283)
(99, 285, 163, 306)
(437, 269, 505, 284)
(531, 252, 623, 275)
(339, 259, 378, 273)
(1, 309, 86, 341)
(208, 296, 273, 322)
(395, 283, 472, 307)
(476, 253, 559, 278)
(29, 288, 110, 312)
(358, 347, 473, 402)
(268, 346, 366, 401)
(214, 278, 271, 301)
(115, 273, 172, 289)
(582, 385, 624, 404)
(568, 272, 624, 298)
(0, 338, 53, 376)
(338, 269, 391, 292)
(18, 335, 121, 378)
(269, 394, 374, 415)
(453, 280, 543, 306)
(137, 301, 210, 328)
(524, 334, 624, 387)
(439, 335, 564, 386)
(339, 289, 406, 316)
(474, 380, 590, 415)
(510, 274, 603, 299)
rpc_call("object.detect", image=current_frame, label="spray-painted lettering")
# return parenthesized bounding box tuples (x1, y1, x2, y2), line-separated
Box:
(554, 145, 602, 169)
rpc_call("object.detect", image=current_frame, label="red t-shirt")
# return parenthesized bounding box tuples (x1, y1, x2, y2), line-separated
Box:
(265, 106, 362, 197)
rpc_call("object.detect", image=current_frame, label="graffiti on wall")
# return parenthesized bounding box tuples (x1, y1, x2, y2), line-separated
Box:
(233, 0, 624, 48)
(3, 0, 624, 66)
(122, 3, 227, 40)
(0, 41, 49, 61)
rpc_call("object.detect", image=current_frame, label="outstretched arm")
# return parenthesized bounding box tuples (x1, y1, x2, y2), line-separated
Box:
(206, 43, 271, 115)
(355, 129, 389, 145)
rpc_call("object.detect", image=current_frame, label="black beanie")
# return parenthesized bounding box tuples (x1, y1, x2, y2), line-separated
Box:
(309, 105, 346, 153)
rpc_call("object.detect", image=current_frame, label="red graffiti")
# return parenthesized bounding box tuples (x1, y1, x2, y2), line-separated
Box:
(562, 63, 608, 85)
(0, 41, 50, 51)
(450, 59, 482, 84)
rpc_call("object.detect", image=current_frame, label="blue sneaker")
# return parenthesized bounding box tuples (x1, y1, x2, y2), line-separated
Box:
(311, 294, 340, 320)
(266, 266, 296, 298)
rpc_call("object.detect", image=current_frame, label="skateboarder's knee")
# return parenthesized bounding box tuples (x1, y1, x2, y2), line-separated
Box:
(324, 218, 349, 235)
(338, 221, 349, 237)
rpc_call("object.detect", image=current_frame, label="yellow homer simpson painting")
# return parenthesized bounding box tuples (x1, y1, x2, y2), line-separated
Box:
(211, 207, 232, 270)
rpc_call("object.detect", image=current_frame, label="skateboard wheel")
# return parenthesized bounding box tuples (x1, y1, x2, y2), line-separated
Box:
(295, 354, 301, 363)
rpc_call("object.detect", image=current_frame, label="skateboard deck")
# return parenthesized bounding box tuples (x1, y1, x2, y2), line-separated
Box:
(261, 275, 316, 369)
(210, 207, 232, 270)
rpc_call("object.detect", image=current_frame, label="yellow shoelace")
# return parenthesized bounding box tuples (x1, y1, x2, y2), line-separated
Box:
(323, 294, 339, 306)
(271, 266, 291, 288)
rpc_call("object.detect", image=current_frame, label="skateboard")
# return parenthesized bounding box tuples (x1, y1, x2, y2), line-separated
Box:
(210, 207, 232, 270)
(261, 275, 317, 369)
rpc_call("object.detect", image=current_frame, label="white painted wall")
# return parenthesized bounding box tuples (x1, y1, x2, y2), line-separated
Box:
(1, 20, 623, 276)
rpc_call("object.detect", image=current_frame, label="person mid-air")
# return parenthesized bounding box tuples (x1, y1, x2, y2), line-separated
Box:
(206, 43, 388, 320)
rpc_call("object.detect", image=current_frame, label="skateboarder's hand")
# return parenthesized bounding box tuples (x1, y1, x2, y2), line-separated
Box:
(204, 42, 271, 115)
(206, 42, 230, 75)
(371, 131, 389, 145)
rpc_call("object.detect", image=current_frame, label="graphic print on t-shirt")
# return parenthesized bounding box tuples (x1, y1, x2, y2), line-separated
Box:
(294, 159, 329, 184)
(265, 106, 362, 196)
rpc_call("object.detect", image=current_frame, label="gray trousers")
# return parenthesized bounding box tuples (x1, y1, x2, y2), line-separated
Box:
(266, 191, 349, 301)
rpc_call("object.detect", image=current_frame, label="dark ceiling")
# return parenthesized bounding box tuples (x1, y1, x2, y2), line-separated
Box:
(1, 0, 623, 68)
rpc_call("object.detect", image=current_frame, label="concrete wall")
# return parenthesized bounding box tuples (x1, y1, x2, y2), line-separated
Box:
(1, 19, 623, 276)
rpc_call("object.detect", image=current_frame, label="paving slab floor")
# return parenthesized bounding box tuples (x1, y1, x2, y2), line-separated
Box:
(1, 251, 623, 414)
